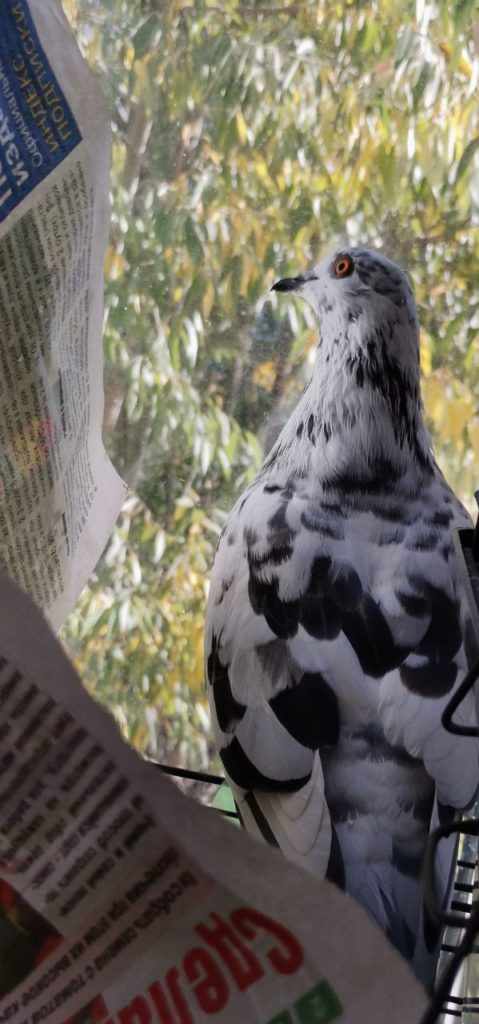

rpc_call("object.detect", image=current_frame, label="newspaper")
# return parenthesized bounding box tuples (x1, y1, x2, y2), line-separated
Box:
(0, 567, 428, 1024)
(0, 0, 126, 630)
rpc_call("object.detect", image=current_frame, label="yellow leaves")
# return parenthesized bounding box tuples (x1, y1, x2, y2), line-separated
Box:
(422, 368, 479, 511)
(121, 41, 135, 69)
(230, 208, 248, 239)
(235, 110, 249, 145)
(276, 172, 286, 192)
(125, 633, 142, 656)
(351, 139, 377, 183)
(132, 56, 151, 100)
(155, 531, 209, 696)
(254, 229, 269, 261)
(467, 417, 479, 453)
(202, 279, 215, 318)
(443, 393, 475, 444)
(439, 42, 473, 79)
(423, 370, 475, 445)
(422, 372, 447, 427)
(313, 173, 330, 192)
(104, 245, 128, 281)
(253, 155, 274, 189)
(293, 224, 312, 250)
(202, 143, 222, 166)
(253, 360, 276, 388)
(60, 0, 78, 24)
(181, 621, 205, 693)
(83, 24, 102, 64)
(423, 376, 445, 432)
(420, 203, 440, 232)
(429, 282, 446, 298)
(240, 258, 252, 295)
(219, 230, 232, 263)
(173, 498, 193, 522)
(419, 329, 432, 375)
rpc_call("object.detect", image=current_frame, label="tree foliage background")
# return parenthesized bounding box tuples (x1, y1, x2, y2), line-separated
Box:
(60, 0, 479, 773)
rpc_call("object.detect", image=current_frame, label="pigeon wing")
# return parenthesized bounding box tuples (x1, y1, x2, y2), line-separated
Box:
(206, 481, 383, 881)
(206, 477, 478, 880)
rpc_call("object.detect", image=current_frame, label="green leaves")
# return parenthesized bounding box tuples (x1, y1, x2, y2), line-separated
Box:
(132, 15, 162, 59)
(455, 137, 479, 184)
(183, 216, 204, 263)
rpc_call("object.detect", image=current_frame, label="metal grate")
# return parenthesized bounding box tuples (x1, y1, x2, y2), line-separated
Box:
(420, 512, 479, 1024)
(422, 809, 479, 1023)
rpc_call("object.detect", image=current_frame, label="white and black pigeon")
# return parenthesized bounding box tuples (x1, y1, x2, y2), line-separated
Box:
(205, 246, 479, 985)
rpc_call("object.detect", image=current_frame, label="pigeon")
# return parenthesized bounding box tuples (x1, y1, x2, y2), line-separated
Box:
(205, 246, 479, 984)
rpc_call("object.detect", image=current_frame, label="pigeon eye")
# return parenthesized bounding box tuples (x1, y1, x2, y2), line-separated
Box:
(332, 255, 354, 278)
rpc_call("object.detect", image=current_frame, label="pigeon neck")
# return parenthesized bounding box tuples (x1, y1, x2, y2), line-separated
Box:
(262, 316, 432, 487)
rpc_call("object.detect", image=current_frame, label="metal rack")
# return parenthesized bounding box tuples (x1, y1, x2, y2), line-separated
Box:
(420, 516, 479, 1024)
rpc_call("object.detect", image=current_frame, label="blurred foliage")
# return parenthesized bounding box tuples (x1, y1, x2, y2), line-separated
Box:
(60, 0, 479, 773)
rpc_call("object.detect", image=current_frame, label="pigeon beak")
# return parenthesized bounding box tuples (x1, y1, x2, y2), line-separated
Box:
(271, 274, 307, 293)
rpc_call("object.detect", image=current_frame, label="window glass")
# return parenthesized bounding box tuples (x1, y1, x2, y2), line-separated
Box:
(60, 0, 479, 776)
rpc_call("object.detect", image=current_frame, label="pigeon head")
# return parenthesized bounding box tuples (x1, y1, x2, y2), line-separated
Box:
(272, 247, 420, 372)
(270, 247, 430, 475)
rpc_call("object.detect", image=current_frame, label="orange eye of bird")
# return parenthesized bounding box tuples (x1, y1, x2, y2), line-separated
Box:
(332, 255, 353, 278)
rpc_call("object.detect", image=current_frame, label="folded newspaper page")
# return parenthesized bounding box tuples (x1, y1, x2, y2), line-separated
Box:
(0, 0, 127, 629)
(0, 567, 428, 1024)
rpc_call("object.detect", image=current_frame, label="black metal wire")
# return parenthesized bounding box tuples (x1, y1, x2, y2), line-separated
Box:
(423, 818, 479, 929)
(420, 814, 479, 1023)
(442, 659, 479, 737)
(152, 760, 226, 786)
(421, 622, 479, 1023)
(418, 903, 479, 1024)
(151, 760, 240, 819)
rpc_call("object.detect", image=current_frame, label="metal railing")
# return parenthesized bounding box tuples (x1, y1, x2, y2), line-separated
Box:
(420, 520, 479, 1024)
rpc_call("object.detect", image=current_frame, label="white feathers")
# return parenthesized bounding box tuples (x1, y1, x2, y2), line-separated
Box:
(238, 754, 332, 877)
